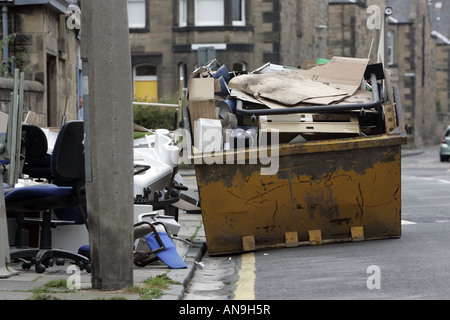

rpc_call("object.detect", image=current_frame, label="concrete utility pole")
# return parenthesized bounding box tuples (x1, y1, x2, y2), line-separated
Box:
(80, 0, 134, 290)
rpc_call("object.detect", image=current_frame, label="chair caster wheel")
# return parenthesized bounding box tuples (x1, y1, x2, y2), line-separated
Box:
(21, 261, 32, 270)
(56, 258, 65, 266)
(35, 264, 46, 273)
(45, 259, 54, 267)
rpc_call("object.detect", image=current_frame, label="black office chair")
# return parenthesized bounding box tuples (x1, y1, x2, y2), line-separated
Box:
(12, 125, 54, 248)
(21, 124, 53, 182)
(6, 121, 90, 273)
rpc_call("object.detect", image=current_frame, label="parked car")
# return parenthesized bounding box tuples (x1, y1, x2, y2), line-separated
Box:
(440, 125, 450, 161)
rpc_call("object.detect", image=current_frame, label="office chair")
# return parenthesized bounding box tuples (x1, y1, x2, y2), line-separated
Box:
(21, 124, 53, 182)
(6, 121, 90, 273)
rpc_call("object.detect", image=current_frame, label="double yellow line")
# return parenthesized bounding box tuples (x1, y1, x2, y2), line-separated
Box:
(233, 252, 256, 300)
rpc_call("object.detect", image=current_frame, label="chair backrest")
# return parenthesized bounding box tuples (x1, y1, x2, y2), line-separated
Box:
(51, 121, 85, 181)
(22, 125, 48, 160)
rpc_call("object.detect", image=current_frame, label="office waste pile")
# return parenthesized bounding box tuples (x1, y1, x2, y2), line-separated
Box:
(3, 117, 197, 272)
(186, 57, 398, 151)
(185, 57, 407, 255)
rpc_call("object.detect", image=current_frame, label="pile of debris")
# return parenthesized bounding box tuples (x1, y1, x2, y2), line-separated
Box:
(186, 57, 397, 150)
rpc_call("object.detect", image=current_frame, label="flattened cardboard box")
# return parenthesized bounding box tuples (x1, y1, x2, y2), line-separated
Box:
(298, 56, 370, 96)
(187, 77, 220, 139)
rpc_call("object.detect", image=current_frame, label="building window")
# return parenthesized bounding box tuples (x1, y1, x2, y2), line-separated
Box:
(179, 0, 246, 27)
(232, 0, 245, 26)
(127, 0, 147, 29)
(387, 31, 394, 66)
(179, 0, 187, 27)
(195, 0, 224, 26)
(133, 64, 158, 101)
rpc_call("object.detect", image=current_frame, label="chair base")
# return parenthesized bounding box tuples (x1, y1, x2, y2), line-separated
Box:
(10, 247, 91, 274)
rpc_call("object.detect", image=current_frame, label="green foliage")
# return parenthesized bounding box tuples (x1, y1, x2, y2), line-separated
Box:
(29, 278, 74, 299)
(436, 97, 442, 112)
(0, 34, 18, 78)
(133, 93, 183, 130)
(133, 104, 177, 130)
(31, 279, 72, 293)
(125, 273, 180, 300)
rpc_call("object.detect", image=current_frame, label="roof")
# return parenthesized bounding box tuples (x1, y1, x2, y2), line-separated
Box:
(387, 0, 415, 24)
(428, 0, 450, 44)
(12, 0, 74, 14)
(388, 0, 450, 45)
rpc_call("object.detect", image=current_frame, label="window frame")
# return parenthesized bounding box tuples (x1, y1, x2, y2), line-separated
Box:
(232, 0, 245, 26)
(194, 0, 225, 27)
(127, 0, 149, 32)
(133, 64, 158, 101)
(179, 0, 188, 27)
(387, 30, 394, 66)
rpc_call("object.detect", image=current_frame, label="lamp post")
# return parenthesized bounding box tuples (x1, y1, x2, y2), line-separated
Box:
(80, 0, 134, 290)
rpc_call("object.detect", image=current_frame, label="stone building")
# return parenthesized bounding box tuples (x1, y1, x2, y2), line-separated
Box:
(429, 0, 450, 137)
(0, 0, 80, 127)
(328, 0, 380, 60)
(128, 0, 331, 101)
(0, 0, 445, 147)
(387, 0, 437, 146)
(128, 0, 394, 99)
(326, 0, 441, 147)
(129, 0, 440, 147)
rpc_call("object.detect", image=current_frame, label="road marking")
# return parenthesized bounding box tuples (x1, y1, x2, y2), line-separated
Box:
(401, 220, 417, 225)
(233, 252, 256, 300)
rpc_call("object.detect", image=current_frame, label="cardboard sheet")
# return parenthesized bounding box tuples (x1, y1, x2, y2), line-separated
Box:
(298, 56, 370, 96)
(228, 71, 348, 106)
(337, 90, 374, 105)
(229, 57, 372, 111)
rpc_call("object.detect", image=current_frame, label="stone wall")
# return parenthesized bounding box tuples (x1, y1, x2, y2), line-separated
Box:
(294, 0, 329, 67)
(2, 5, 80, 127)
(437, 113, 450, 139)
(436, 44, 450, 113)
(0, 77, 44, 124)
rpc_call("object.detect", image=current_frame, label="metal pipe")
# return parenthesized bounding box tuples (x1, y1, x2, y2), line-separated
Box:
(2, 6, 8, 74)
(236, 73, 380, 116)
(133, 102, 179, 108)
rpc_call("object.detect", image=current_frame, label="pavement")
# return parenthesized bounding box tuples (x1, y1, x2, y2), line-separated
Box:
(0, 168, 206, 301)
(0, 147, 425, 301)
(401, 145, 425, 157)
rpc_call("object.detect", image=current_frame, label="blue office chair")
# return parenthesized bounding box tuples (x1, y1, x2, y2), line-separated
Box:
(6, 121, 90, 273)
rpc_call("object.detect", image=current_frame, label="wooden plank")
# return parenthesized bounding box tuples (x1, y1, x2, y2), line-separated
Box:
(260, 121, 360, 134)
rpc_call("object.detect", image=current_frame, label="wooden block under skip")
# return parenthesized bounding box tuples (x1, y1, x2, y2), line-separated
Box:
(285, 232, 299, 247)
(242, 235, 256, 252)
(308, 230, 322, 245)
(351, 226, 365, 241)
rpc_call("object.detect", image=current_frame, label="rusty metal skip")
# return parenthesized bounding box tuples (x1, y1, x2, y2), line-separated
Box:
(190, 79, 407, 255)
